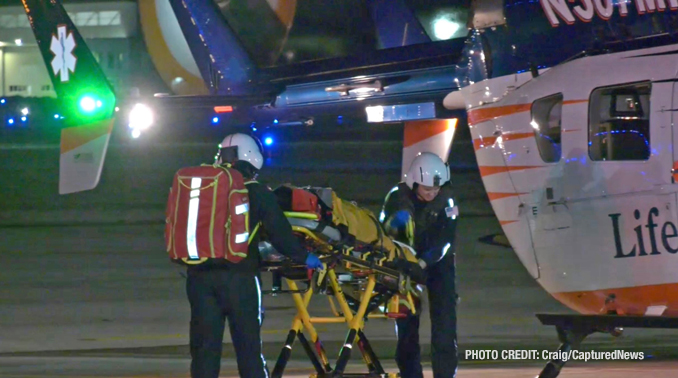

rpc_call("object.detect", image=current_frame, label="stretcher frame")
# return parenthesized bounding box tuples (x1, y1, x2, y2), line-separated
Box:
(260, 212, 420, 378)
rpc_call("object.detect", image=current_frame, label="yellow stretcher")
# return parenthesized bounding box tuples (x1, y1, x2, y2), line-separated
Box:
(259, 187, 425, 378)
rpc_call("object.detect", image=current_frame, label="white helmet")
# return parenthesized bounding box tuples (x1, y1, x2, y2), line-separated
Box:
(216, 133, 264, 170)
(404, 152, 450, 189)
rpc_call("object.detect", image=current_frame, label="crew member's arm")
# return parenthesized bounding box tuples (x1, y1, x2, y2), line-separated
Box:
(380, 185, 415, 245)
(249, 183, 309, 264)
(380, 186, 401, 225)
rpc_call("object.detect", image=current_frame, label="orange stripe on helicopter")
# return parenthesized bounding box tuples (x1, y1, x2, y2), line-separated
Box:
(552, 282, 678, 316)
(478, 165, 543, 177)
(468, 104, 530, 125)
(499, 220, 519, 226)
(563, 99, 588, 106)
(403, 119, 457, 148)
(487, 192, 525, 201)
(468, 99, 588, 126)
(61, 119, 115, 154)
(473, 132, 534, 151)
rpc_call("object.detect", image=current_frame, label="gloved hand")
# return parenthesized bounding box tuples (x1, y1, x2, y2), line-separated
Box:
(389, 210, 411, 229)
(395, 259, 427, 284)
(305, 253, 323, 270)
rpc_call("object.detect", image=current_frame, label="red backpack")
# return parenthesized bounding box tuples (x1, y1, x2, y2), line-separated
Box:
(165, 164, 250, 265)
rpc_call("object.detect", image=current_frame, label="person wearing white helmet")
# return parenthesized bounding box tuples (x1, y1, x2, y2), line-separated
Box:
(215, 132, 265, 175)
(380, 151, 459, 378)
(186, 133, 323, 378)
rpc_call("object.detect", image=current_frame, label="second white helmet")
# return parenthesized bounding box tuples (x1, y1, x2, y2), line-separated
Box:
(217, 133, 264, 170)
(404, 152, 450, 189)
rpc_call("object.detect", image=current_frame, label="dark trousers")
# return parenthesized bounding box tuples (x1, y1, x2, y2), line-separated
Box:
(186, 268, 269, 378)
(395, 252, 457, 378)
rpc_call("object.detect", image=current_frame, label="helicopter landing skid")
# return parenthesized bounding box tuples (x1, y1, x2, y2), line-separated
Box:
(535, 313, 678, 378)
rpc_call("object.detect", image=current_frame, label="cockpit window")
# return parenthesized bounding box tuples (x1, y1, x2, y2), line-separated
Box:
(531, 94, 563, 163)
(588, 82, 651, 161)
(213, 0, 469, 68)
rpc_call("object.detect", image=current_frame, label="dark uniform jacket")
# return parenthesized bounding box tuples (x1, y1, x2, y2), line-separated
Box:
(381, 182, 458, 267)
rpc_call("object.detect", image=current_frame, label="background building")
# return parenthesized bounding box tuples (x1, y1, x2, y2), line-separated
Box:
(0, 0, 180, 133)
(0, 0, 168, 100)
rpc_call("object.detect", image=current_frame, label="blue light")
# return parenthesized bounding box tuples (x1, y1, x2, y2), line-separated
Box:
(264, 137, 273, 146)
(54, 114, 60, 119)
(21, 116, 27, 122)
(252, 127, 257, 132)
(0, 98, 5, 104)
(212, 117, 219, 124)
(7, 118, 14, 125)
(593, 129, 648, 147)
(273, 119, 279, 124)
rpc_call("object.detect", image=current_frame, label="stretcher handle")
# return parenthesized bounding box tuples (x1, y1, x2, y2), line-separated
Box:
(260, 269, 312, 295)
(261, 276, 311, 295)
(261, 288, 309, 294)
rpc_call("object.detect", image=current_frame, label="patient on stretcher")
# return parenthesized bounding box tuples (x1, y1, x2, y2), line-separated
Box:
(259, 185, 426, 285)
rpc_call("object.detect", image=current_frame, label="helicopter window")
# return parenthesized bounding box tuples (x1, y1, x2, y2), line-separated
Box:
(589, 82, 651, 161)
(531, 93, 563, 163)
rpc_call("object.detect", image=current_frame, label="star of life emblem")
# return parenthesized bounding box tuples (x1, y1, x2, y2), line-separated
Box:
(50, 25, 77, 82)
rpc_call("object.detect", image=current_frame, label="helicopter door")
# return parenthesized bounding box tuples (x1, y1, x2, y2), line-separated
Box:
(474, 118, 540, 279)
(523, 93, 572, 276)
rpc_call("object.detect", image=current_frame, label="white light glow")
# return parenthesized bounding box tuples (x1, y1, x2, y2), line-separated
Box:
(365, 105, 384, 123)
(496, 136, 504, 149)
(128, 103, 154, 131)
(350, 87, 378, 94)
(432, 17, 460, 40)
(80, 97, 96, 112)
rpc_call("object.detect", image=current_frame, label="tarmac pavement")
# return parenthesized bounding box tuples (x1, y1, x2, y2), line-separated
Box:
(2, 135, 678, 377)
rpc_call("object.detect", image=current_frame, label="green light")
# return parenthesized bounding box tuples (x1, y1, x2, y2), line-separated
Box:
(59, 90, 115, 128)
(80, 96, 96, 113)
